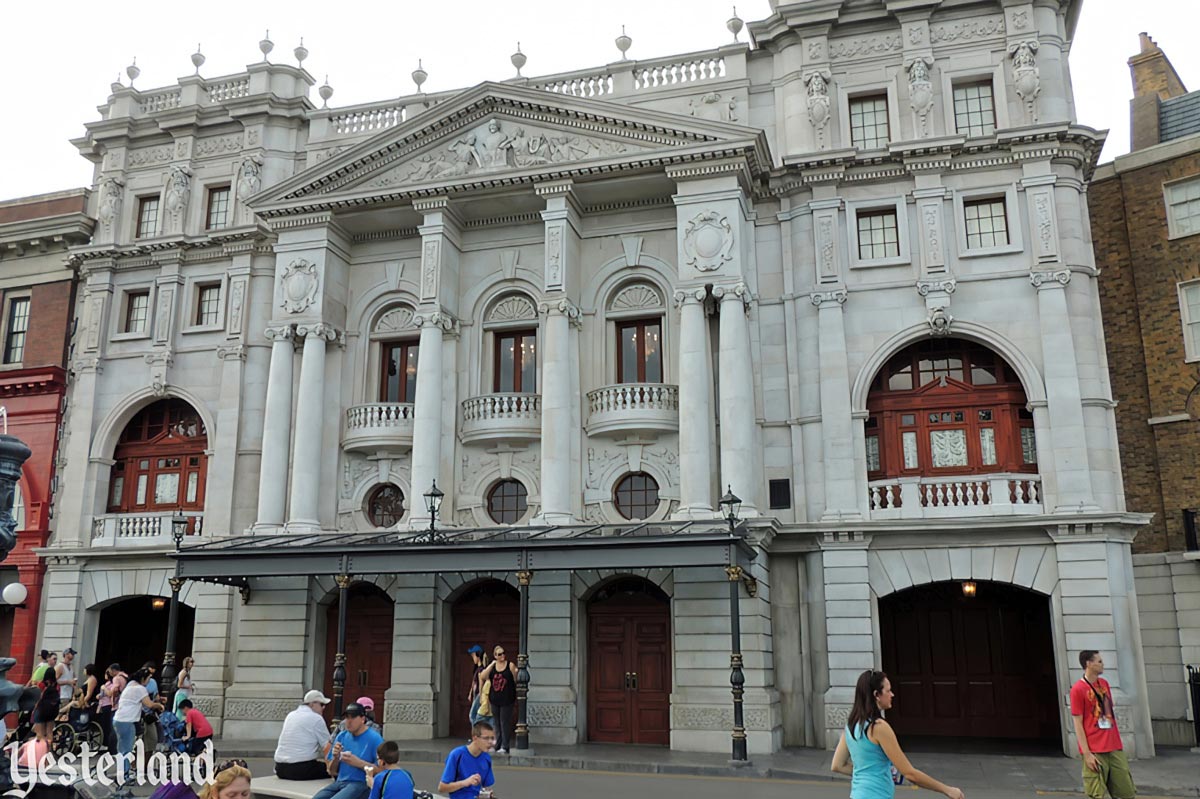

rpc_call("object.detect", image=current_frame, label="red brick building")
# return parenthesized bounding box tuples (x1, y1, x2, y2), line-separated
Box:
(1092, 34, 1200, 746)
(0, 189, 91, 682)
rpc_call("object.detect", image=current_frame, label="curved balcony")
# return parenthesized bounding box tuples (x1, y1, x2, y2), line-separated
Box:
(91, 511, 204, 548)
(867, 474, 1042, 520)
(460, 393, 541, 444)
(343, 403, 415, 452)
(586, 383, 679, 437)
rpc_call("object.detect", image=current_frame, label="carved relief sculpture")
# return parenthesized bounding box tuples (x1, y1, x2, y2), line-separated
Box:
(1009, 41, 1040, 123)
(927, 306, 954, 337)
(546, 225, 563, 287)
(689, 91, 738, 123)
(805, 70, 833, 149)
(280, 258, 320, 314)
(237, 158, 262, 200)
(421, 240, 440, 300)
(164, 165, 192, 227)
(97, 177, 124, 239)
(683, 211, 734, 273)
(907, 57, 936, 137)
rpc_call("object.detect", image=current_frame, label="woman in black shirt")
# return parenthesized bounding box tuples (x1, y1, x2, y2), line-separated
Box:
(479, 645, 517, 754)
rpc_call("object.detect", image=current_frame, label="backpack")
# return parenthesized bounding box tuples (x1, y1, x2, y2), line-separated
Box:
(477, 680, 492, 717)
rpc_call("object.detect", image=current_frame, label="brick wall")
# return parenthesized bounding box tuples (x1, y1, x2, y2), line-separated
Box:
(25, 280, 74, 368)
(1094, 151, 1200, 554)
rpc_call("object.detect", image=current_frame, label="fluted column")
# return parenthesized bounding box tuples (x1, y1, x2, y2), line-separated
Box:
(715, 283, 760, 515)
(408, 312, 453, 528)
(255, 325, 295, 530)
(538, 299, 579, 524)
(287, 323, 337, 531)
(674, 287, 715, 517)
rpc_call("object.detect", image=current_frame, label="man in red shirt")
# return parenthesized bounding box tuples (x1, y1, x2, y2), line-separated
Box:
(177, 699, 214, 756)
(1069, 650, 1136, 799)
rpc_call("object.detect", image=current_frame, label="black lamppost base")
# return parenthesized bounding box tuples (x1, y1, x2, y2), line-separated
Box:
(728, 757, 753, 768)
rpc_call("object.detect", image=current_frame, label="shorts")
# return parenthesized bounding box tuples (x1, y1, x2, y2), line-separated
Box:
(1083, 750, 1136, 799)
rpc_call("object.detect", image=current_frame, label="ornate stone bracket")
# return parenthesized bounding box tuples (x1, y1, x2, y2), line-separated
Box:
(804, 69, 833, 149)
(144, 351, 174, 397)
(216, 344, 247, 362)
(725, 564, 758, 597)
(927, 307, 954, 337)
(1030, 269, 1071, 290)
(72, 357, 103, 375)
(907, 57, 936, 137)
(916, 279, 956, 297)
(810, 288, 848, 308)
(537, 298, 582, 329)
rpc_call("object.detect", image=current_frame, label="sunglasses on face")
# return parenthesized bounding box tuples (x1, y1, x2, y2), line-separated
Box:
(216, 758, 248, 775)
(494, 651, 505, 657)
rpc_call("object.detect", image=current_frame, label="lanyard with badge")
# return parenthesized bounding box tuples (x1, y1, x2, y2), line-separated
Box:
(1083, 678, 1113, 729)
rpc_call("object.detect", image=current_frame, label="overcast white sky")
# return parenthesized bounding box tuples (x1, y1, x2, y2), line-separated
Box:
(1, 0, 1198, 201)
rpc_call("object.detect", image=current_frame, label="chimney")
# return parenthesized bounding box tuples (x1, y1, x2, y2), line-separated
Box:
(1128, 33, 1189, 151)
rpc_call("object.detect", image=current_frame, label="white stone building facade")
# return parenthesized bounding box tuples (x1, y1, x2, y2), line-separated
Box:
(36, 0, 1163, 757)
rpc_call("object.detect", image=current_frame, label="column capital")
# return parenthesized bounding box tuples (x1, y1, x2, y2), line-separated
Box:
(414, 310, 460, 336)
(810, 288, 848, 307)
(537, 297, 582, 327)
(673, 287, 708, 308)
(916, 278, 956, 297)
(335, 574, 352, 589)
(264, 324, 295, 342)
(712, 282, 753, 311)
(1029, 268, 1071, 290)
(296, 322, 341, 342)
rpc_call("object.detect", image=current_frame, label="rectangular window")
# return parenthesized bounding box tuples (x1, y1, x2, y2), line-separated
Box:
(135, 474, 148, 506)
(866, 435, 881, 472)
(1020, 427, 1037, 464)
(3, 297, 30, 364)
(616, 319, 663, 383)
(195, 284, 221, 326)
(768, 479, 791, 510)
(380, 341, 420, 403)
(124, 291, 150, 334)
(154, 473, 180, 505)
(1180, 282, 1200, 359)
(109, 476, 125, 508)
(136, 197, 160, 238)
(1166, 178, 1200, 238)
(963, 198, 1009, 249)
(902, 431, 919, 470)
(856, 210, 900, 260)
(849, 95, 890, 149)
(979, 428, 997, 465)
(953, 82, 996, 138)
(186, 472, 199, 504)
(494, 329, 537, 393)
(205, 186, 231, 230)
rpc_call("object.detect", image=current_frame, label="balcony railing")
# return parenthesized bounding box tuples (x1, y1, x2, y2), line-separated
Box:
(343, 402, 416, 452)
(91, 511, 204, 547)
(460, 393, 541, 443)
(586, 383, 679, 437)
(867, 474, 1042, 520)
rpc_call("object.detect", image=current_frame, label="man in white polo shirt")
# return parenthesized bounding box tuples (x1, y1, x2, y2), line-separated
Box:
(275, 689, 334, 780)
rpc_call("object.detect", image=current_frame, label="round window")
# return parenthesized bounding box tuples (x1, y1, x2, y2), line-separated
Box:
(366, 484, 405, 527)
(487, 479, 528, 524)
(613, 472, 660, 520)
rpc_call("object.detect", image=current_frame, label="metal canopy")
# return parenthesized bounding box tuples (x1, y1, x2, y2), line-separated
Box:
(170, 520, 756, 583)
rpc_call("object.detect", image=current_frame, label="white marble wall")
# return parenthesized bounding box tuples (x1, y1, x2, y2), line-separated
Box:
(1133, 553, 1200, 746)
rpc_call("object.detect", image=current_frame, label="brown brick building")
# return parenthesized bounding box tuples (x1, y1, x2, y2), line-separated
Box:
(1092, 33, 1200, 745)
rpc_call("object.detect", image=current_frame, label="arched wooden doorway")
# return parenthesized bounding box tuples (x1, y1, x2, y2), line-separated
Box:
(879, 580, 1058, 743)
(587, 577, 671, 745)
(95, 596, 195, 673)
(449, 580, 519, 739)
(324, 583, 394, 721)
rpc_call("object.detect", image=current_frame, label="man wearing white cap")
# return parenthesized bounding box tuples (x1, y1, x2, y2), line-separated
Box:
(275, 689, 334, 780)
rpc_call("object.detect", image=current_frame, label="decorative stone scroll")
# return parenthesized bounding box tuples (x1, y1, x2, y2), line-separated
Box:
(1030, 269, 1071, 289)
(280, 258, 319, 314)
(609, 283, 663, 313)
(384, 700, 434, 725)
(375, 306, 416, 334)
(810, 288, 848, 308)
(683, 211, 734, 273)
(538, 297, 582, 328)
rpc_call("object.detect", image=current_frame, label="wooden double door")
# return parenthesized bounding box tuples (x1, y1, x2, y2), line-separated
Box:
(880, 580, 1058, 741)
(324, 585, 394, 723)
(449, 583, 519, 739)
(587, 591, 671, 745)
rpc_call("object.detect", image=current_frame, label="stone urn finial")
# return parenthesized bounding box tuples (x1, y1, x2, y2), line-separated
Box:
(727, 7, 744, 42)
(616, 26, 632, 60)
(412, 59, 428, 93)
(511, 43, 526, 77)
(319, 75, 333, 108)
(294, 38, 309, 67)
(259, 29, 274, 61)
(126, 57, 140, 87)
(191, 44, 205, 76)
(111, 73, 124, 94)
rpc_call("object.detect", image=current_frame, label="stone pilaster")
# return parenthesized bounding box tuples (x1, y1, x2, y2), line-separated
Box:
(811, 289, 861, 521)
(287, 323, 338, 531)
(673, 288, 715, 517)
(408, 312, 456, 528)
(537, 299, 580, 524)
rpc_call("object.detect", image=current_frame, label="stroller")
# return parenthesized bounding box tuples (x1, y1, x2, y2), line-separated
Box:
(52, 704, 104, 756)
(157, 710, 188, 754)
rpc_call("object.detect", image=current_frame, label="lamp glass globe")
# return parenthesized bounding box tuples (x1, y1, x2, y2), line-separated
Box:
(2, 583, 27, 606)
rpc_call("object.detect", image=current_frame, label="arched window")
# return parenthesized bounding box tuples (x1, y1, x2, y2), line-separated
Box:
(483, 294, 538, 393)
(372, 306, 418, 403)
(487, 479, 528, 524)
(108, 399, 208, 513)
(366, 484, 405, 527)
(607, 283, 665, 384)
(613, 472, 660, 520)
(866, 339, 1036, 479)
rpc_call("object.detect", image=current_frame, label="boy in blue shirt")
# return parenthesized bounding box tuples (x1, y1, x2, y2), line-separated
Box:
(366, 741, 414, 799)
(315, 702, 386, 799)
(438, 721, 496, 799)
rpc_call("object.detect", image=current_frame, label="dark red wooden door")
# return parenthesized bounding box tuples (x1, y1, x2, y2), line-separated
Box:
(587, 592, 671, 745)
(880, 581, 1058, 740)
(324, 585, 394, 723)
(450, 582, 519, 739)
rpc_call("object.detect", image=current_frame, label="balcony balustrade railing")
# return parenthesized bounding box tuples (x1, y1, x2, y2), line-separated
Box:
(460, 393, 541, 443)
(867, 474, 1042, 520)
(586, 383, 679, 436)
(91, 511, 204, 546)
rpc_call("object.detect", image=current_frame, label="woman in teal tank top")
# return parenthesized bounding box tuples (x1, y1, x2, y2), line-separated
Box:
(831, 670, 966, 799)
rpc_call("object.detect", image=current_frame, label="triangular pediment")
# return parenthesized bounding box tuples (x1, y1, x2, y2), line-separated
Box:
(253, 82, 770, 214)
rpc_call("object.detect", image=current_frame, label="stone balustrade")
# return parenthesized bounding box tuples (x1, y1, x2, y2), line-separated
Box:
(460, 393, 541, 443)
(91, 511, 204, 547)
(343, 402, 416, 452)
(586, 383, 679, 437)
(867, 474, 1042, 520)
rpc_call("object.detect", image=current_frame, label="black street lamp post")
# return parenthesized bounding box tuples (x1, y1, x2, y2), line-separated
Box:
(514, 570, 532, 752)
(332, 574, 351, 718)
(719, 486, 750, 766)
(161, 511, 189, 704)
(0, 432, 35, 788)
(421, 481, 445, 543)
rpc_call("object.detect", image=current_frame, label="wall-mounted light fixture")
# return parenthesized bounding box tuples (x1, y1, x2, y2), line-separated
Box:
(961, 581, 977, 598)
